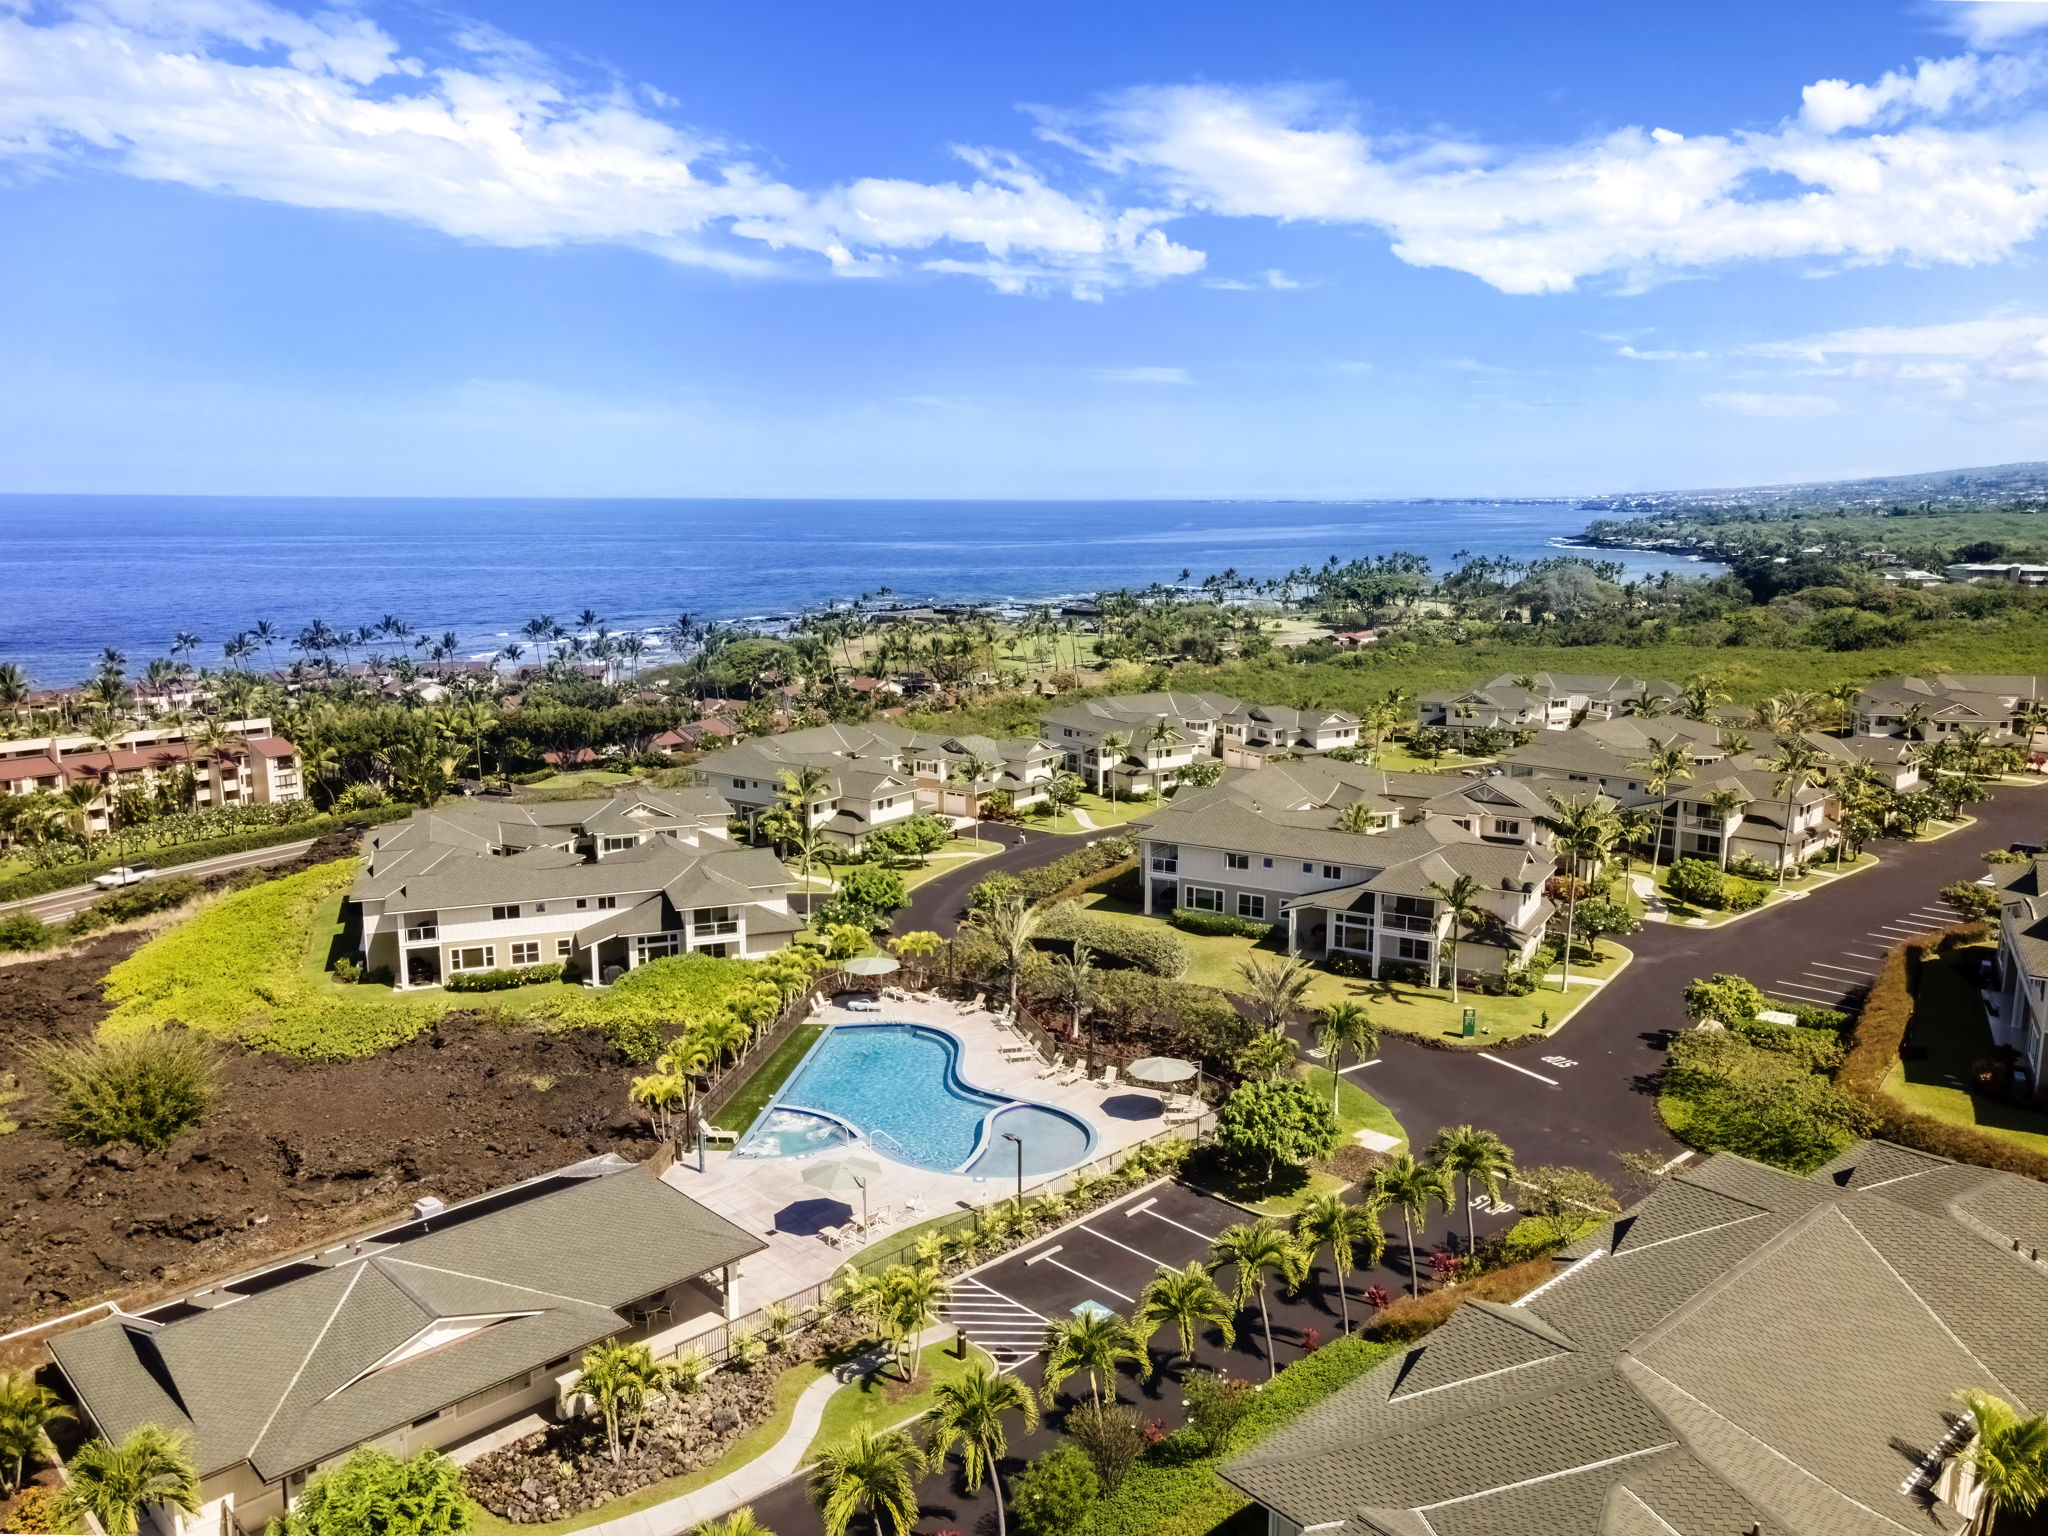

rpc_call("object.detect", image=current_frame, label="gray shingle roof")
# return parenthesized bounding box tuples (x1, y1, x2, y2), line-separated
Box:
(52, 1163, 765, 1483)
(1223, 1143, 2048, 1536)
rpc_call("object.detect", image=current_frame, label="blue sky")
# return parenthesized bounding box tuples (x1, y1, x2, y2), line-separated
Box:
(4, 0, 2048, 499)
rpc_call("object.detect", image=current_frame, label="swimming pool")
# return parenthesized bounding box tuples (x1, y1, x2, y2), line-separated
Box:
(734, 1023, 1095, 1175)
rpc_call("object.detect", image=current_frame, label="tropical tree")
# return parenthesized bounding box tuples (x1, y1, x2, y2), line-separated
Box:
(1426, 872, 1486, 1002)
(1698, 786, 1752, 870)
(1208, 1221, 1307, 1377)
(972, 896, 1043, 1023)
(1042, 1309, 1149, 1404)
(52, 1426, 200, 1536)
(950, 753, 999, 842)
(809, 1426, 924, 1536)
(1428, 1125, 1516, 1253)
(1293, 1193, 1384, 1334)
(694, 1508, 774, 1536)
(1948, 1388, 2048, 1535)
(1627, 739, 1695, 872)
(0, 1370, 72, 1494)
(271, 1448, 473, 1536)
(1676, 674, 1727, 722)
(1236, 953, 1316, 1033)
(1044, 941, 1097, 1040)
(923, 1361, 1039, 1536)
(1336, 800, 1379, 835)
(1133, 1262, 1236, 1364)
(628, 1063, 691, 1148)
(1372, 1153, 1453, 1295)
(1538, 794, 1619, 990)
(574, 1341, 660, 1464)
(1314, 1001, 1379, 1115)
(1094, 731, 1130, 800)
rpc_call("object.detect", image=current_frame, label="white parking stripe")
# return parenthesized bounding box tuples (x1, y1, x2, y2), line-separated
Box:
(1078, 1222, 1180, 1270)
(1773, 981, 1853, 1001)
(1843, 952, 1883, 961)
(1810, 963, 1876, 976)
(1026, 1247, 1136, 1302)
(1481, 1054, 1559, 1087)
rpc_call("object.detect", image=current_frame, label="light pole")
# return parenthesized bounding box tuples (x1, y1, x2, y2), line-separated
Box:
(1003, 1132, 1023, 1215)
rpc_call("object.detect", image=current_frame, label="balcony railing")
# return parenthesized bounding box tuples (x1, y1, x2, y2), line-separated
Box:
(692, 920, 740, 937)
(1149, 858, 1178, 874)
(404, 925, 438, 942)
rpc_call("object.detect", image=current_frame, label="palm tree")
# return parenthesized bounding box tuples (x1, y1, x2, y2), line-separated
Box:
(1133, 1262, 1236, 1364)
(1698, 786, 1751, 870)
(1041, 1309, 1149, 1403)
(1208, 1221, 1306, 1377)
(1538, 794, 1619, 991)
(0, 663, 28, 717)
(776, 764, 834, 841)
(1045, 942, 1097, 1040)
(972, 896, 1042, 1023)
(1337, 800, 1379, 835)
(1236, 954, 1316, 1034)
(52, 1426, 200, 1536)
(1623, 685, 1667, 718)
(923, 1362, 1039, 1536)
(1949, 1389, 2048, 1535)
(655, 1035, 715, 1146)
(1293, 1194, 1383, 1334)
(1428, 1126, 1515, 1253)
(950, 753, 999, 841)
(1426, 872, 1486, 1002)
(1095, 730, 1130, 800)
(575, 1341, 660, 1463)
(1372, 1153, 1452, 1295)
(1676, 674, 1727, 722)
(1628, 739, 1695, 872)
(1315, 1001, 1379, 1115)
(629, 1066, 691, 1149)
(0, 1370, 72, 1493)
(695, 1508, 774, 1536)
(809, 1426, 924, 1536)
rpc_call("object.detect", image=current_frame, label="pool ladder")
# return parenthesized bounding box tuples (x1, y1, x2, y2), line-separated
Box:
(868, 1128, 911, 1162)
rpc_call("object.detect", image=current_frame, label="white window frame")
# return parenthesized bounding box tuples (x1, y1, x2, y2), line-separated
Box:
(510, 941, 541, 966)
(1395, 936, 1430, 962)
(1226, 852, 1250, 870)
(1185, 886, 1225, 912)
(555, 938, 574, 958)
(1237, 892, 1267, 920)
(450, 945, 496, 972)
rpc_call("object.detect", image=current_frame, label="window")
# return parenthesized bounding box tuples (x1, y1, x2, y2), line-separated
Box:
(1262, 857, 1273, 869)
(596, 896, 618, 910)
(575, 898, 588, 909)
(556, 938, 573, 958)
(602, 836, 636, 851)
(1149, 842, 1179, 874)
(1395, 936, 1431, 962)
(1302, 862, 1314, 874)
(1321, 865, 1343, 880)
(510, 941, 540, 966)
(404, 911, 439, 942)
(1226, 852, 1249, 870)
(1186, 887, 1224, 912)
(491, 904, 521, 922)
(1237, 893, 1267, 920)
(450, 946, 495, 972)
(1495, 821, 1521, 836)
(731, 777, 747, 788)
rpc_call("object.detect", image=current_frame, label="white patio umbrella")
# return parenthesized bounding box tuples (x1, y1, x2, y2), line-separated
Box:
(1125, 1055, 1200, 1113)
(803, 1154, 885, 1225)
(841, 955, 901, 976)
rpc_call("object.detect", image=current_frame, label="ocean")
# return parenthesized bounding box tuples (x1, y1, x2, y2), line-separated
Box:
(0, 495, 1719, 687)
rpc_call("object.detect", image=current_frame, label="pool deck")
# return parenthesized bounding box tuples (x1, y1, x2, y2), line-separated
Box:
(661, 993, 1189, 1311)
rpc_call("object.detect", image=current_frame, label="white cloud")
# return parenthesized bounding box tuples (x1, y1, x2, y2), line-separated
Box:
(1937, 2, 2048, 49)
(1747, 310, 2048, 397)
(1616, 345, 1709, 360)
(1037, 55, 2048, 294)
(0, 0, 1201, 295)
(1703, 391, 1841, 417)
(1090, 366, 1193, 384)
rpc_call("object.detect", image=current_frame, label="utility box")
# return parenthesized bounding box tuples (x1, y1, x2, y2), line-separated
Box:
(1461, 1007, 1477, 1038)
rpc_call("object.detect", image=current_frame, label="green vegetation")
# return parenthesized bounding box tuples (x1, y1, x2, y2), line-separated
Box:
(273, 1449, 473, 1536)
(804, 1342, 982, 1457)
(31, 1030, 219, 1152)
(1882, 943, 2048, 1156)
(1660, 1012, 1865, 1172)
(712, 1021, 825, 1137)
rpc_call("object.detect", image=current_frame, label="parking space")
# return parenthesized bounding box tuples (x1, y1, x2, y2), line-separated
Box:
(1764, 892, 1971, 1010)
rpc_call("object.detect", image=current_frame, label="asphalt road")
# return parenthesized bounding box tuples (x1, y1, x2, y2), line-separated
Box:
(0, 838, 323, 922)
(899, 823, 1089, 937)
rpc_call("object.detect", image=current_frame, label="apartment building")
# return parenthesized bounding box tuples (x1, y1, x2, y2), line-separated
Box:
(48, 1157, 764, 1536)
(1043, 692, 1361, 796)
(1853, 674, 2046, 742)
(352, 788, 800, 987)
(1992, 854, 2048, 1100)
(696, 723, 1057, 844)
(0, 717, 303, 834)
(1135, 763, 1555, 980)
(1418, 672, 1677, 735)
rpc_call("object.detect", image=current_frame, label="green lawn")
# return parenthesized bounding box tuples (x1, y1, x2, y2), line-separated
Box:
(896, 838, 1004, 891)
(296, 891, 583, 1016)
(712, 1020, 827, 1137)
(1040, 791, 1163, 836)
(526, 769, 639, 789)
(1883, 943, 2048, 1156)
(467, 1355, 830, 1536)
(804, 1341, 984, 1457)
(1073, 891, 1619, 1044)
(1373, 744, 1491, 774)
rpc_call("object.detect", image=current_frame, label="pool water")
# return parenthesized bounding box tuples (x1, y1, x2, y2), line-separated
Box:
(738, 1023, 1095, 1174)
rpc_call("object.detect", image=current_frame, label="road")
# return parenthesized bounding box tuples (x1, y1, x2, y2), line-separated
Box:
(899, 822, 1092, 937)
(0, 838, 323, 922)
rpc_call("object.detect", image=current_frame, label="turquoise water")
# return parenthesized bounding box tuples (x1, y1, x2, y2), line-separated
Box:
(742, 1023, 1094, 1174)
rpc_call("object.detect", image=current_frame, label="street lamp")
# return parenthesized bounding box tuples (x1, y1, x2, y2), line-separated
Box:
(1002, 1132, 1023, 1215)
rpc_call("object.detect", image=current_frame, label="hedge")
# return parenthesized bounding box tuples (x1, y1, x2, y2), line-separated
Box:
(1171, 908, 1275, 941)
(445, 963, 567, 992)
(1837, 922, 2048, 1182)
(1080, 1336, 1399, 1536)
(1039, 903, 1191, 979)
(0, 804, 415, 904)
(1018, 838, 1137, 906)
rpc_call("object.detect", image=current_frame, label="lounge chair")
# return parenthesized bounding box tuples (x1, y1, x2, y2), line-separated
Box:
(1059, 1063, 1089, 1085)
(868, 1204, 896, 1230)
(1096, 1063, 1120, 1087)
(1036, 1058, 1064, 1079)
(819, 1225, 846, 1248)
(903, 1194, 926, 1216)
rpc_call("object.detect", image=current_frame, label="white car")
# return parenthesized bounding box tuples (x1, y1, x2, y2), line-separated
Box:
(91, 864, 157, 889)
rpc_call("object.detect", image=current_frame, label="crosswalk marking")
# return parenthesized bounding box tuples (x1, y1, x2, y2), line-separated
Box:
(938, 1277, 1047, 1366)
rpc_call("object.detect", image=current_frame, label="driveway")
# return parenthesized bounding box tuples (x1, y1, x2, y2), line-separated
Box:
(898, 822, 1104, 937)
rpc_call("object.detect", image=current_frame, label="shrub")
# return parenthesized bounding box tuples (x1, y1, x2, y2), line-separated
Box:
(1731, 1017, 1844, 1075)
(1014, 1446, 1100, 1536)
(1066, 1402, 1148, 1494)
(0, 911, 57, 953)
(33, 1029, 219, 1151)
(1664, 858, 1729, 908)
(65, 876, 207, 937)
(1362, 1259, 1558, 1343)
(1038, 904, 1189, 978)
(272, 1447, 473, 1536)
(812, 864, 910, 931)
(444, 963, 566, 993)
(1213, 1078, 1339, 1181)
(1016, 838, 1135, 905)
(4, 1486, 66, 1534)
(1942, 880, 2003, 920)
(551, 951, 779, 1061)
(1723, 880, 1767, 912)
(969, 874, 1025, 911)
(1180, 1370, 1256, 1455)
(1169, 907, 1274, 940)
(1662, 1029, 1867, 1171)
(1681, 973, 1768, 1026)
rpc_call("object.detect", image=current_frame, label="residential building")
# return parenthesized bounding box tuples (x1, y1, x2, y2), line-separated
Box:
(1992, 853, 2048, 1100)
(48, 1156, 765, 1536)
(1945, 561, 2048, 586)
(1224, 1140, 2048, 1536)
(1134, 761, 1556, 979)
(1854, 674, 2046, 742)
(1043, 692, 1361, 795)
(351, 788, 800, 987)
(0, 718, 303, 835)
(1418, 673, 1678, 735)
(695, 723, 1057, 844)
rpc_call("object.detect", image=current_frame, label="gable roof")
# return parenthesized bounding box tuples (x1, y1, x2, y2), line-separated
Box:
(1223, 1143, 2048, 1536)
(52, 1161, 764, 1484)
